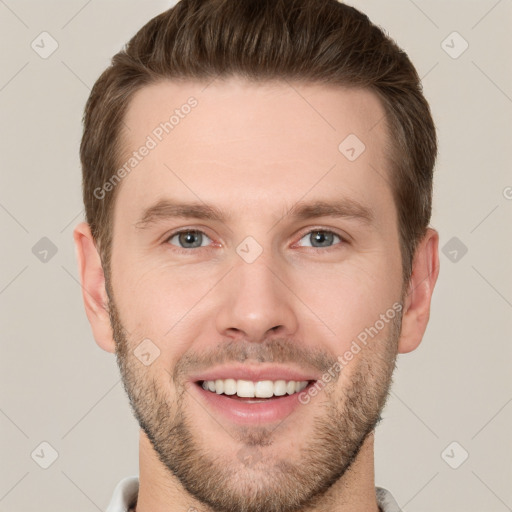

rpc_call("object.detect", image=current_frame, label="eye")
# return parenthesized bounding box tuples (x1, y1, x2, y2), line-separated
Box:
(296, 229, 344, 249)
(164, 228, 346, 253)
(166, 229, 213, 249)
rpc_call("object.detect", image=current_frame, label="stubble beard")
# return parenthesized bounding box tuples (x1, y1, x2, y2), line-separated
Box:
(108, 286, 401, 512)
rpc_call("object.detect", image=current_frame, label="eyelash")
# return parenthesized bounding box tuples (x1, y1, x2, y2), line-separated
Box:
(164, 227, 348, 254)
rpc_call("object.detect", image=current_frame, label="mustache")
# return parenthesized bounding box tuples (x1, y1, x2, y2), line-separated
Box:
(172, 337, 338, 384)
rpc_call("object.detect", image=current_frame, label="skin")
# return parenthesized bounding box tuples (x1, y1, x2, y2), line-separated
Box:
(74, 78, 439, 512)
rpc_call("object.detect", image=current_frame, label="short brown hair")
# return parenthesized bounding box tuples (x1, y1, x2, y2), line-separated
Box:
(80, 0, 437, 286)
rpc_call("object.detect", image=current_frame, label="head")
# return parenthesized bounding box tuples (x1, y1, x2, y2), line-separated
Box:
(74, 1, 439, 511)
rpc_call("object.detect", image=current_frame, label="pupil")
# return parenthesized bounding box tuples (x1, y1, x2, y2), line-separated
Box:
(180, 231, 201, 248)
(312, 231, 332, 247)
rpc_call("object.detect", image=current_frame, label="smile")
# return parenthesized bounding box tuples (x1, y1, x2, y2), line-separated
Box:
(200, 378, 309, 398)
(193, 378, 317, 424)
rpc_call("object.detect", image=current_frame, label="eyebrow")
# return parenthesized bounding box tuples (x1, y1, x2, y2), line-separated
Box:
(135, 197, 375, 229)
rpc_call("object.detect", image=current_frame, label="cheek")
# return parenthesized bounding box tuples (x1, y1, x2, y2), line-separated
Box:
(111, 227, 402, 359)
(295, 255, 401, 351)
(111, 257, 217, 354)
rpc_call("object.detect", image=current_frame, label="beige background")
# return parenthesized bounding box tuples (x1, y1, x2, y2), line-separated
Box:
(1, 1, 511, 510)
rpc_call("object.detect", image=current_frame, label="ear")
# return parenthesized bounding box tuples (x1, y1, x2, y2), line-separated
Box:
(73, 222, 116, 354)
(398, 227, 440, 354)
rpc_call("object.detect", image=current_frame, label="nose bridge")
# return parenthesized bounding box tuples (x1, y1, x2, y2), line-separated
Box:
(215, 248, 299, 342)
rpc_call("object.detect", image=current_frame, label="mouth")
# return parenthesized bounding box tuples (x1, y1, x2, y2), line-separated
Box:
(198, 378, 313, 400)
(192, 378, 318, 424)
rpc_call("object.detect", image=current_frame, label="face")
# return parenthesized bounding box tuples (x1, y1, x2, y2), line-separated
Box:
(107, 78, 405, 512)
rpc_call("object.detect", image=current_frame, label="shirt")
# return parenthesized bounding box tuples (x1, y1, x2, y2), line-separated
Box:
(106, 475, 403, 512)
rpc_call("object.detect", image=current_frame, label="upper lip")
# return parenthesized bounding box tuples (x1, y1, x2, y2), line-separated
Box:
(189, 364, 320, 383)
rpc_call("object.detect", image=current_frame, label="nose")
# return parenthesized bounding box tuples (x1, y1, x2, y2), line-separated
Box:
(215, 255, 299, 343)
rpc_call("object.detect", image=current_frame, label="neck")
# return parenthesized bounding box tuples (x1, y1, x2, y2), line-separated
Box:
(134, 430, 380, 512)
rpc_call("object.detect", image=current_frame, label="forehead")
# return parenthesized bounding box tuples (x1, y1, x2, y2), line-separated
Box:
(115, 78, 394, 229)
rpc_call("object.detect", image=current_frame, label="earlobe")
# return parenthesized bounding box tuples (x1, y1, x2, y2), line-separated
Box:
(397, 228, 440, 354)
(73, 222, 116, 354)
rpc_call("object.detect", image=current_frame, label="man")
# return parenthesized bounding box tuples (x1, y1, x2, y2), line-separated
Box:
(73, 0, 439, 511)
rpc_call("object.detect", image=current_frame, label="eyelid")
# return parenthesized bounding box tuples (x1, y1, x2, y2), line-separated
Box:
(164, 225, 349, 252)
(164, 227, 215, 249)
(292, 227, 349, 249)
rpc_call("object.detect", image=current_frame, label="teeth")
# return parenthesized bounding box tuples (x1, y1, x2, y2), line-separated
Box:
(215, 379, 224, 394)
(274, 380, 287, 396)
(237, 380, 255, 397)
(223, 378, 237, 395)
(201, 379, 309, 397)
(254, 380, 273, 398)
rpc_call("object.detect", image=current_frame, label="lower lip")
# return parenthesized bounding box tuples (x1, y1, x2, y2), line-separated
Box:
(191, 381, 315, 425)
